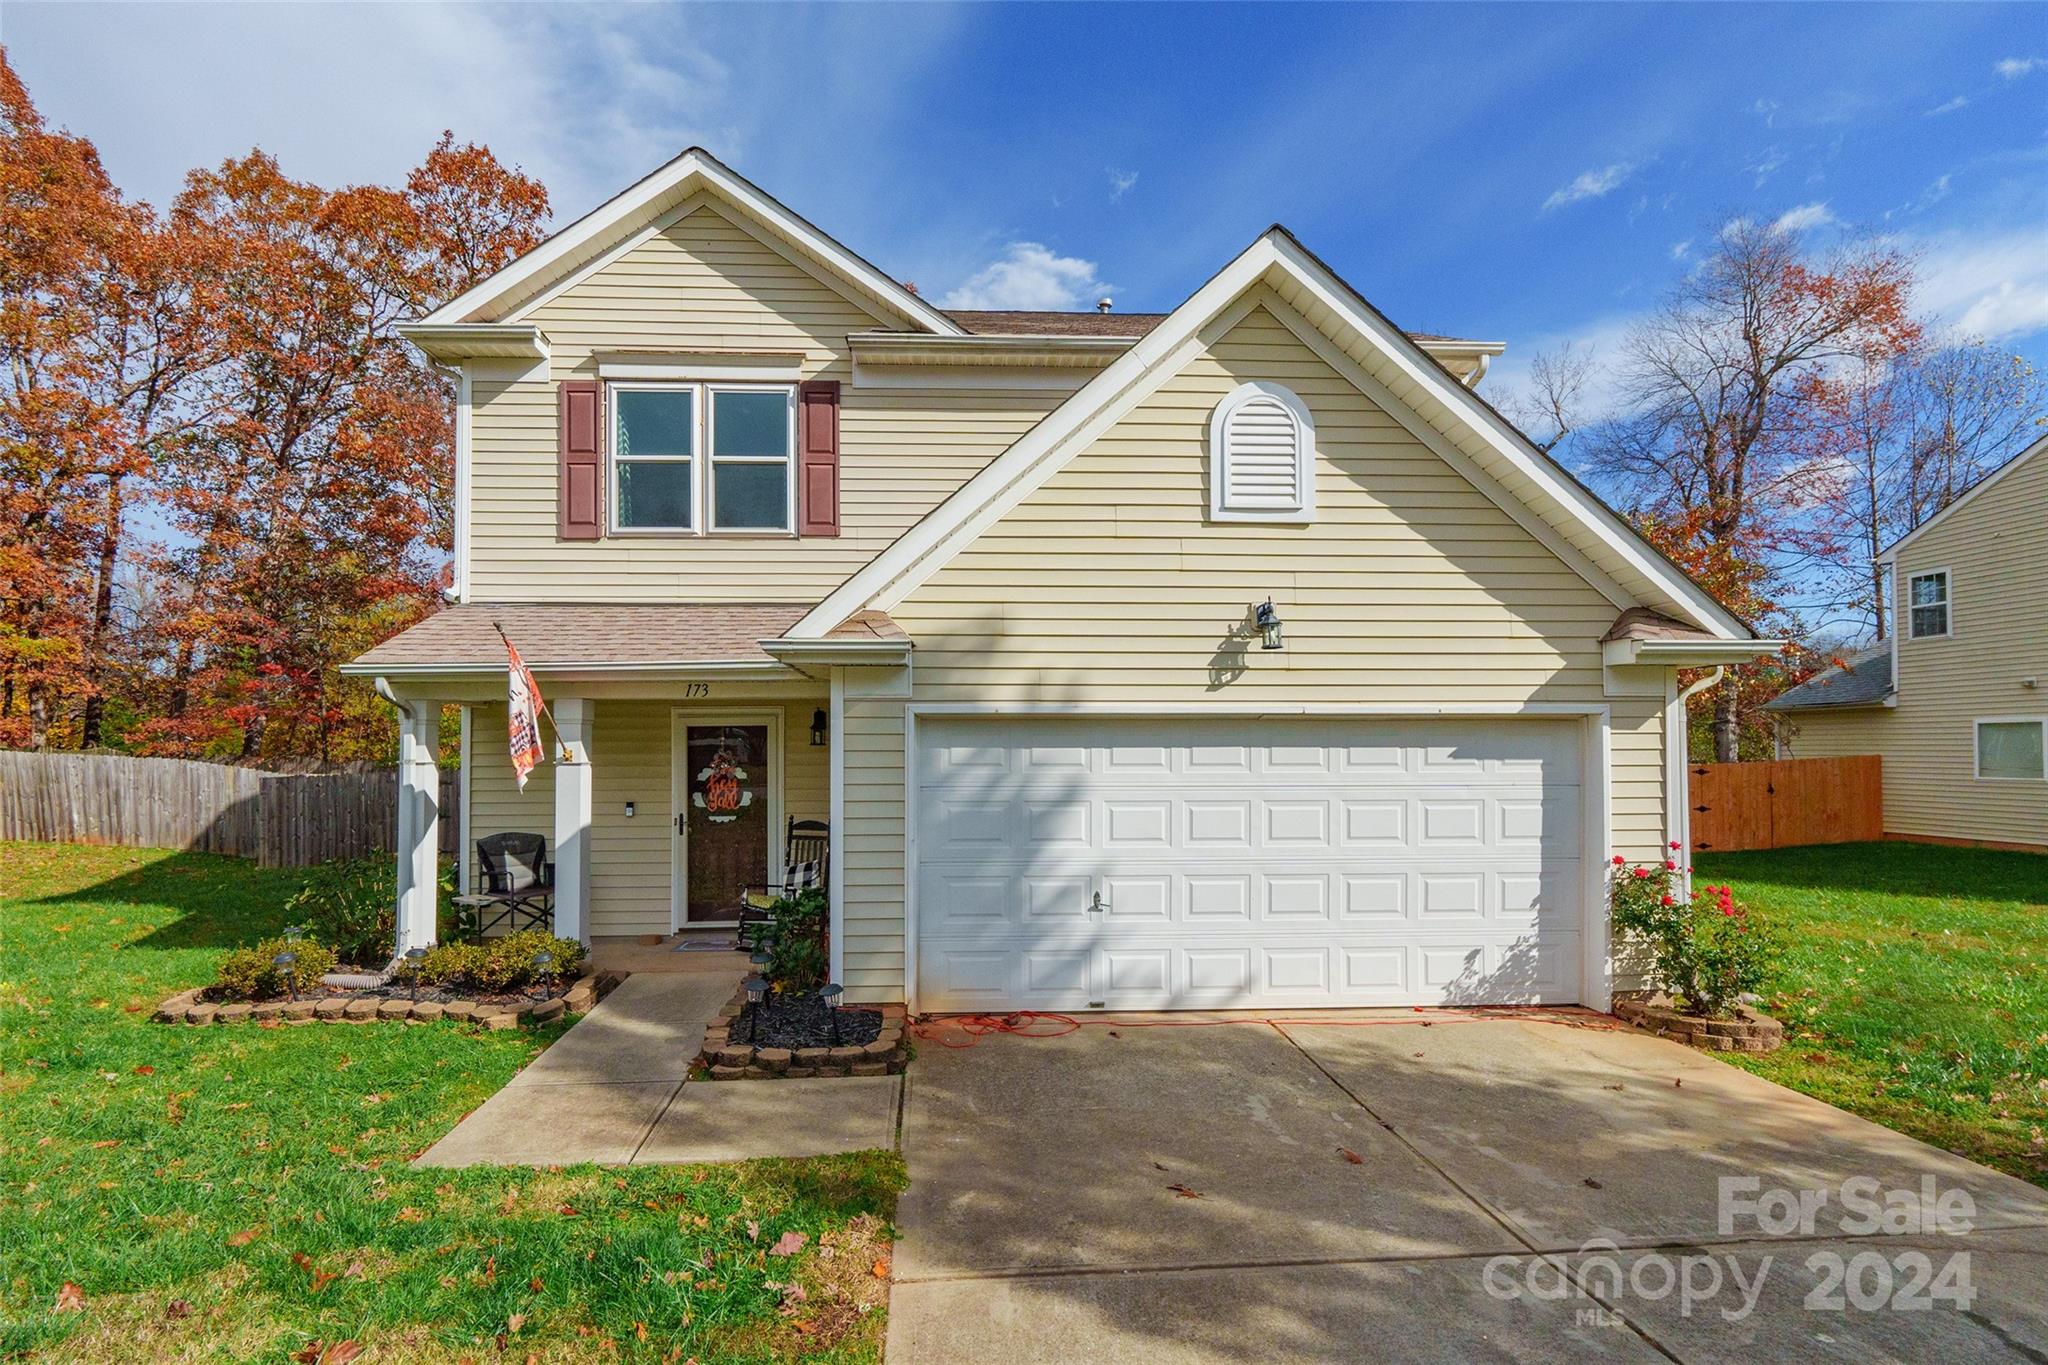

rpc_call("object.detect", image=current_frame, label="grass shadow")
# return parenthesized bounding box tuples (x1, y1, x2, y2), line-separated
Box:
(1696, 840, 2048, 906)
(21, 847, 310, 951)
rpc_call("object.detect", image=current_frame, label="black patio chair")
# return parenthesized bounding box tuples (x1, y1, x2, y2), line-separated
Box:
(457, 832, 555, 940)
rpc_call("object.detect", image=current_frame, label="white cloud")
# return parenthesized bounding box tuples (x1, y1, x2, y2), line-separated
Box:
(1995, 56, 2043, 80)
(1770, 202, 1837, 234)
(940, 242, 1111, 311)
(1914, 229, 2048, 341)
(1669, 239, 1693, 261)
(1748, 146, 1789, 187)
(1541, 162, 1634, 212)
(1925, 95, 1969, 116)
(1106, 168, 1139, 202)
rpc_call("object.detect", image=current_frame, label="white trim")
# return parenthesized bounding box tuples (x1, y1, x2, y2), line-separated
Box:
(458, 704, 474, 897)
(1904, 566, 1953, 640)
(828, 670, 846, 987)
(397, 322, 549, 364)
(670, 707, 785, 932)
(607, 380, 797, 536)
(787, 230, 1749, 642)
(453, 366, 472, 603)
(851, 360, 1099, 392)
(899, 700, 1615, 1013)
(600, 359, 803, 383)
(341, 661, 797, 680)
(1884, 432, 2046, 559)
(1208, 380, 1316, 523)
(1603, 637, 1784, 667)
(1973, 716, 2047, 782)
(417, 149, 962, 335)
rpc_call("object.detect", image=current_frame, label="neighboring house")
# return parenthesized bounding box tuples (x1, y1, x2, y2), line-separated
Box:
(343, 149, 1772, 1012)
(1768, 433, 2048, 853)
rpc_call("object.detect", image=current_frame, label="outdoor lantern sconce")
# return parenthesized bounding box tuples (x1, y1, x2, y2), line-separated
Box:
(809, 708, 828, 746)
(1255, 598, 1284, 651)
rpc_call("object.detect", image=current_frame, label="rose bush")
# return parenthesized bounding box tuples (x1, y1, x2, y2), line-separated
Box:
(1609, 843, 1777, 1018)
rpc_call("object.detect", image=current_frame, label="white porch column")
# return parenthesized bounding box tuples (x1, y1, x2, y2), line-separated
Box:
(396, 705, 441, 956)
(551, 697, 594, 944)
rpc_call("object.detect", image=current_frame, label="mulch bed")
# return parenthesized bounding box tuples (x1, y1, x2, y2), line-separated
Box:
(155, 966, 617, 1031)
(730, 995, 883, 1050)
(700, 985, 908, 1080)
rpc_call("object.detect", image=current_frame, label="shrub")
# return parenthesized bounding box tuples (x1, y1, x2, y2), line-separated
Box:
(764, 888, 828, 994)
(287, 858, 472, 966)
(1609, 847, 1777, 1018)
(414, 930, 583, 993)
(212, 936, 339, 1002)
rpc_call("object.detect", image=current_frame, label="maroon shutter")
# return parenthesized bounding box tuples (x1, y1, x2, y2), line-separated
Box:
(558, 379, 602, 540)
(797, 380, 840, 537)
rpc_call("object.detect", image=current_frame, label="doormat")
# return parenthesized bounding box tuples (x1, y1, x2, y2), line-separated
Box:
(674, 936, 739, 953)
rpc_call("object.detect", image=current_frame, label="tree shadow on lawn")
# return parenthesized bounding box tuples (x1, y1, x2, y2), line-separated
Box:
(24, 848, 309, 952)
(1698, 841, 2048, 907)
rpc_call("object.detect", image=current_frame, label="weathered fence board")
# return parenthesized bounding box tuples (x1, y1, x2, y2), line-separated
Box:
(1689, 756, 1883, 852)
(0, 750, 459, 867)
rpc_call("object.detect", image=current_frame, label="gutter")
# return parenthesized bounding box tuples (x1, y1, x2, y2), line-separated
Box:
(1603, 638, 1785, 668)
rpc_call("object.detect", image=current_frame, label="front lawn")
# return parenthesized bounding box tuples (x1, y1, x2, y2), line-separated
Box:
(0, 841, 903, 1362)
(1695, 841, 2048, 1189)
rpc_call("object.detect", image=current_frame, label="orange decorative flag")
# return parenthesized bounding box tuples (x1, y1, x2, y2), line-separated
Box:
(504, 633, 545, 790)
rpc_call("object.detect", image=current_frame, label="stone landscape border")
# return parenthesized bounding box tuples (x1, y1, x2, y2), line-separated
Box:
(1615, 994, 1785, 1053)
(155, 966, 618, 1031)
(699, 985, 909, 1079)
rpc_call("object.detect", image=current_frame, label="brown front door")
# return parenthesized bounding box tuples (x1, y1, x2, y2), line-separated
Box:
(684, 724, 771, 922)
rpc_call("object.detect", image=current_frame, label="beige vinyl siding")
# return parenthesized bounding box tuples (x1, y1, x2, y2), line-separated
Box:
(1783, 449, 2047, 849)
(466, 699, 829, 938)
(840, 692, 907, 1003)
(467, 204, 1079, 602)
(834, 293, 1672, 1004)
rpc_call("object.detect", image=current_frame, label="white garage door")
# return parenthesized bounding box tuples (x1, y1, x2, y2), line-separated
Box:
(915, 716, 1585, 1012)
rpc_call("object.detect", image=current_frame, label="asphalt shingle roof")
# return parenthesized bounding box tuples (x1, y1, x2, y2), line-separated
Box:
(1764, 644, 1894, 711)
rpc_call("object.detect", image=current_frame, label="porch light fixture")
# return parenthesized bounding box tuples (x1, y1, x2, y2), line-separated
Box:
(1254, 598, 1284, 651)
(809, 708, 828, 746)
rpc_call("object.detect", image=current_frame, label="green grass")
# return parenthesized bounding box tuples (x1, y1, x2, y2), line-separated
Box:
(0, 842, 904, 1362)
(1696, 841, 2048, 1188)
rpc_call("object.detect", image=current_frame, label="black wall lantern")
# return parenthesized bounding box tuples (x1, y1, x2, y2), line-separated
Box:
(809, 708, 829, 746)
(1255, 598, 1284, 651)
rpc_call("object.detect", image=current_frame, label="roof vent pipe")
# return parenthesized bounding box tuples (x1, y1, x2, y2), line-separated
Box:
(1096, 297, 1113, 313)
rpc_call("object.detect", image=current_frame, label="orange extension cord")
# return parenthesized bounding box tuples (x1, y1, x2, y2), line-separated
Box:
(908, 1005, 1623, 1049)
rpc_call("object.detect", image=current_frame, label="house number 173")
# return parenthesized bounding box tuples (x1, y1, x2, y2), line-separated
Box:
(682, 682, 710, 699)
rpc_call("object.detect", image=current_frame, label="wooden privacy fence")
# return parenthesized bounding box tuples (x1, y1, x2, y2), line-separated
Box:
(0, 750, 458, 867)
(1688, 755, 1883, 852)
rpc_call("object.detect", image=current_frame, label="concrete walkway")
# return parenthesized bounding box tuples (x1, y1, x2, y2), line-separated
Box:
(887, 1012, 2048, 1363)
(414, 968, 901, 1167)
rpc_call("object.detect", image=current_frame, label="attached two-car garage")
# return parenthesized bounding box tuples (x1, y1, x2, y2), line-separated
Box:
(912, 715, 1590, 1013)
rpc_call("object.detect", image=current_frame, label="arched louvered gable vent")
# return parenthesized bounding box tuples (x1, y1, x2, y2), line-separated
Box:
(1208, 381, 1316, 522)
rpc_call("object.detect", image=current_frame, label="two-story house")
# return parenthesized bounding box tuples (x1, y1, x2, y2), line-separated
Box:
(343, 149, 1772, 1012)
(1768, 433, 2047, 852)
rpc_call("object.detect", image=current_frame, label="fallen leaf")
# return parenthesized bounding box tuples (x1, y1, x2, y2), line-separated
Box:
(1338, 1148, 1363, 1165)
(529, 1276, 545, 1293)
(165, 1300, 191, 1320)
(557, 1204, 579, 1217)
(227, 1227, 262, 1247)
(1167, 1182, 1204, 1199)
(767, 1230, 808, 1257)
(871, 1258, 891, 1279)
(91, 1140, 119, 1149)
(635, 1322, 649, 1342)
(1583, 1177, 1604, 1189)
(394, 1207, 424, 1223)
(320, 1345, 362, 1365)
(507, 1312, 526, 1335)
(54, 1282, 85, 1313)
(343, 1260, 366, 1280)
(134, 1065, 155, 1076)
(746, 1219, 760, 1241)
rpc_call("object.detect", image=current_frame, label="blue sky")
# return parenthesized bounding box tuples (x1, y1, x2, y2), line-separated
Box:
(9, 2, 2047, 418)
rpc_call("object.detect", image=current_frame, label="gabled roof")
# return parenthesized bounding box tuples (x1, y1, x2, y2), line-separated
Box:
(787, 226, 1757, 643)
(1881, 431, 2046, 561)
(343, 603, 812, 672)
(943, 308, 1492, 348)
(1764, 644, 1894, 712)
(415, 148, 961, 337)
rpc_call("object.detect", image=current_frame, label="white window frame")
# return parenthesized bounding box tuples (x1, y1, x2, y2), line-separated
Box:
(607, 380, 796, 536)
(1974, 716, 2047, 782)
(1905, 567, 1951, 640)
(1208, 380, 1316, 524)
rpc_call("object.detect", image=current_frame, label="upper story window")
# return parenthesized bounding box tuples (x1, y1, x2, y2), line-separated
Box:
(1209, 381, 1316, 523)
(611, 382, 794, 534)
(1906, 569, 1950, 639)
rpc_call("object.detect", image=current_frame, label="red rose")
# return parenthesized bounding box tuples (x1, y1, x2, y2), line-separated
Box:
(1632, 866, 1650, 879)
(1611, 855, 1625, 866)
(1664, 860, 1677, 871)
(1668, 840, 1681, 851)
(1660, 894, 1674, 906)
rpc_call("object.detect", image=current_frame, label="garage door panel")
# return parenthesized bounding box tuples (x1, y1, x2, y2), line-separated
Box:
(915, 717, 1585, 1010)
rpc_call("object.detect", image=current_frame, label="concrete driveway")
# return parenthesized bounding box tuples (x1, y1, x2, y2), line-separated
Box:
(887, 1012, 2048, 1363)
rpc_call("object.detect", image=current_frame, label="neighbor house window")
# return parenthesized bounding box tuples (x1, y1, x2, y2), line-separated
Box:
(1907, 570, 1949, 638)
(1976, 718, 2046, 781)
(611, 383, 793, 533)
(1209, 381, 1316, 522)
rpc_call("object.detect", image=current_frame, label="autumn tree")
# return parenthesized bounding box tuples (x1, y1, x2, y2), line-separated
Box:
(1583, 218, 1919, 760)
